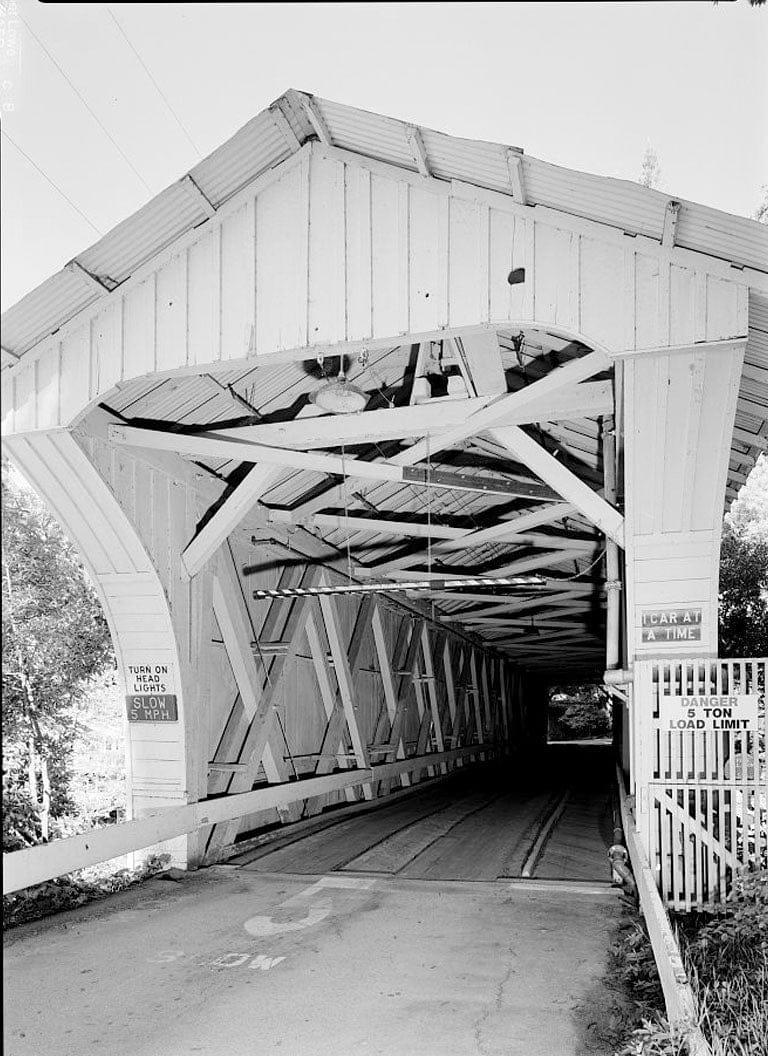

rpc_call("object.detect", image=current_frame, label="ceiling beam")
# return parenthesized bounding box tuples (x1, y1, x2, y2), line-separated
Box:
(110, 423, 556, 501)
(276, 509, 598, 553)
(193, 380, 613, 455)
(487, 426, 625, 548)
(201, 396, 493, 449)
(182, 465, 281, 578)
(453, 333, 507, 397)
(387, 350, 610, 469)
(438, 502, 574, 551)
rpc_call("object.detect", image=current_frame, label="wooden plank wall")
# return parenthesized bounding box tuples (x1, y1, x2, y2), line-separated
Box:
(3, 425, 523, 865)
(623, 341, 746, 658)
(2, 143, 749, 436)
(1, 428, 207, 865)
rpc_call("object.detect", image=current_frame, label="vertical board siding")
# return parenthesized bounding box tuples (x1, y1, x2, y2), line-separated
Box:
(345, 163, 372, 341)
(624, 341, 745, 659)
(155, 252, 188, 373)
(533, 223, 573, 328)
(370, 172, 405, 337)
(669, 265, 695, 346)
(449, 196, 486, 327)
(123, 276, 156, 378)
(580, 237, 624, 349)
(187, 230, 216, 367)
(255, 160, 308, 354)
(35, 343, 60, 429)
(635, 255, 661, 349)
(220, 204, 253, 361)
(308, 154, 346, 344)
(408, 184, 447, 333)
(3, 146, 751, 437)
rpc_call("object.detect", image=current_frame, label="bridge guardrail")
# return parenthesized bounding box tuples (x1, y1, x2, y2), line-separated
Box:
(2, 745, 491, 895)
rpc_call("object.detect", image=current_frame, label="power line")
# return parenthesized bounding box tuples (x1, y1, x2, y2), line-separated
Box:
(2, 130, 104, 237)
(19, 15, 153, 194)
(105, 8, 201, 158)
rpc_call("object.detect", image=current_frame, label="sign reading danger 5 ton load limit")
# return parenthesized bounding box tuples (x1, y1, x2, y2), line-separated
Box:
(659, 694, 759, 732)
(125, 662, 178, 722)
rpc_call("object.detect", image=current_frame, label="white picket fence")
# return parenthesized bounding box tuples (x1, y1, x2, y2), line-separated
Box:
(634, 658, 766, 910)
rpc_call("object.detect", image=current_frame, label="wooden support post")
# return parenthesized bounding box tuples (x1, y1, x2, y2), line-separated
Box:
(210, 548, 299, 823)
(182, 466, 279, 578)
(469, 650, 484, 747)
(488, 425, 625, 548)
(318, 589, 373, 799)
(305, 606, 356, 806)
(203, 563, 319, 860)
(371, 604, 410, 786)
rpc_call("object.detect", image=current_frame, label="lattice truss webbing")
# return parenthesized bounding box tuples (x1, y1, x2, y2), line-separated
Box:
(635, 658, 767, 911)
(201, 542, 518, 859)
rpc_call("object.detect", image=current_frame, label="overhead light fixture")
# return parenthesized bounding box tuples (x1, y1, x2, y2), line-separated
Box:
(254, 574, 547, 600)
(309, 356, 368, 414)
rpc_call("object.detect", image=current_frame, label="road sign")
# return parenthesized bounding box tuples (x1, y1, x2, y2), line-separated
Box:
(659, 694, 759, 732)
(124, 661, 178, 721)
(640, 607, 702, 643)
(126, 694, 178, 722)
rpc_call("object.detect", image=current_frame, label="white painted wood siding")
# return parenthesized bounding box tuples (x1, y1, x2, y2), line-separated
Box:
(623, 341, 746, 658)
(1, 144, 749, 436)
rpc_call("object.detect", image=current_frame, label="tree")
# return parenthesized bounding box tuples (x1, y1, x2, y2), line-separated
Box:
(639, 145, 662, 189)
(755, 186, 768, 225)
(718, 454, 768, 657)
(1, 462, 113, 849)
(548, 684, 612, 741)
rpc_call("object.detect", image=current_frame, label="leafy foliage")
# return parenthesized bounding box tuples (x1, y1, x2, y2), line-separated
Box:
(676, 872, 768, 1056)
(548, 683, 612, 741)
(719, 454, 768, 658)
(1, 463, 113, 849)
(2, 854, 171, 930)
(639, 146, 662, 190)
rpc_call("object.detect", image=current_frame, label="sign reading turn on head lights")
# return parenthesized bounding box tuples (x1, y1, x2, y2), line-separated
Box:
(125, 661, 178, 722)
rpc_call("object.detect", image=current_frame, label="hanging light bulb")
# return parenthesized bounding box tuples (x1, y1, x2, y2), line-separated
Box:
(310, 356, 368, 414)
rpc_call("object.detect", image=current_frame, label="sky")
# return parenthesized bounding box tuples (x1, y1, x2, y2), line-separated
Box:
(1, 1, 767, 311)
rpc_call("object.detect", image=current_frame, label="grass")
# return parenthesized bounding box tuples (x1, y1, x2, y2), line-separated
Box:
(613, 870, 768, 1056)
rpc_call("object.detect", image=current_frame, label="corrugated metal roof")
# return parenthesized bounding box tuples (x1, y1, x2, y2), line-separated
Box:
(78, 180, 206, 284)
(1, 268, 98, 358)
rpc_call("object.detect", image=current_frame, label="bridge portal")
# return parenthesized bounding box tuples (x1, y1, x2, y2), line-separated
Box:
(2, 90, 765, 895)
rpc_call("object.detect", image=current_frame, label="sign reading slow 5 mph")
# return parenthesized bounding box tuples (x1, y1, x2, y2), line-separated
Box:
(660, 694, 759, 732)
(125, 662, 178, 722)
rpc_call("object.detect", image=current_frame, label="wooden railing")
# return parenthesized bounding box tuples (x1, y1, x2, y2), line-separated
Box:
(2, 745, 491, 895)
(634, 658, 766, 909)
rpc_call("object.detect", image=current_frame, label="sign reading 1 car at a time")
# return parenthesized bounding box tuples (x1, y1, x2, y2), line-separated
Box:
(641, 607, 701, 643)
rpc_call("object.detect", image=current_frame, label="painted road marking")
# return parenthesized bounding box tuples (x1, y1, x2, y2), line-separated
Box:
(145, 948, 287, 971)
(243, 875, 378, 938)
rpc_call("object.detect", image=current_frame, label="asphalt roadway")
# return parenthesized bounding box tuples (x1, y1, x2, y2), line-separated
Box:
(4, 748, 628, 1056)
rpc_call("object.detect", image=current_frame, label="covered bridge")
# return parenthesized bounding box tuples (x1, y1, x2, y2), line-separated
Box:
(2, 91, 766, 903)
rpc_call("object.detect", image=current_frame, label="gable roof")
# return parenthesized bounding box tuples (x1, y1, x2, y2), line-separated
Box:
(3, 88, 766, 363)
